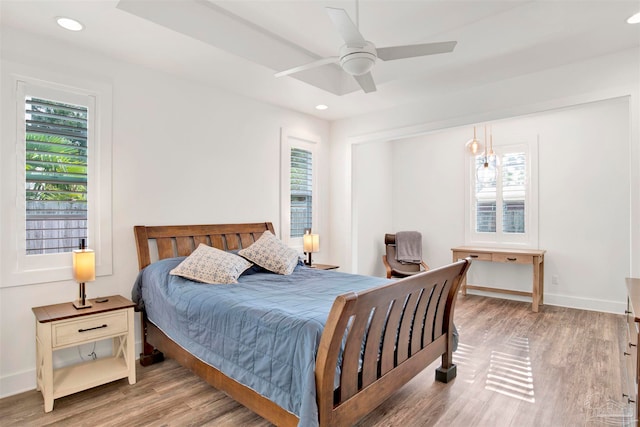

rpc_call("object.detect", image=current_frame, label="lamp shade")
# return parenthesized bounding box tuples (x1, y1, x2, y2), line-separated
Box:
(73, 249, 95, 282)
(303, 233, 320, 253)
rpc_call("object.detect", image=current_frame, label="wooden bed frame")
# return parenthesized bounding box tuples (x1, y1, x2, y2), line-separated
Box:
(134, 222, 470, 426)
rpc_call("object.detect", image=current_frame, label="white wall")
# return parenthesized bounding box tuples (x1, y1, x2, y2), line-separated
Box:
(352, 141, 393, 277)
(329, 47, 639, 312)
(388, 98, 630, 311)
(391, 126, 470, 270)
(0, 28, 330, 397)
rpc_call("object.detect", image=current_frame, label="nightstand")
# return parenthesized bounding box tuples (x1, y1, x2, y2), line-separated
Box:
(309, 263, 339, 270)
(32, 295, 136, 412)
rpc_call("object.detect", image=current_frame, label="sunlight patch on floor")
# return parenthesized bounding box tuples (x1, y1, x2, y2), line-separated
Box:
(453, 341, 478, 384)
(485, 336, 535, 403)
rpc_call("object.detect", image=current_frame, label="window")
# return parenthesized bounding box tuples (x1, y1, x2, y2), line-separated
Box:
(1, 71, 112, 287)
(280, 129, 318, 248)
(25, 96, 89, 255)
(290, 148, 313, 238)
(465, 141, 538, 247)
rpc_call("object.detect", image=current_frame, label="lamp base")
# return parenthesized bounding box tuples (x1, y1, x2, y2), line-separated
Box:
(73, 299, 92, 309)
(73, 282, 92, 309)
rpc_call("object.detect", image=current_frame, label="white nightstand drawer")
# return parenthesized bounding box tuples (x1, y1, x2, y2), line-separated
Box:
(53, 311, 128, 348)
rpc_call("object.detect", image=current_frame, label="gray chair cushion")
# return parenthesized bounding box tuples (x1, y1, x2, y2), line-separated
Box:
(385, 245, 421, 276)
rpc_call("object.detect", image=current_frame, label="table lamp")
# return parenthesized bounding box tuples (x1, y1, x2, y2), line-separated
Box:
(72, 238, 95, 309)
(303, 230, 319, 266)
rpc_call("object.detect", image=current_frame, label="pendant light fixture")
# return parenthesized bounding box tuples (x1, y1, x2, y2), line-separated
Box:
(465, 126, 484, 156)
(476, 125, 497, 183)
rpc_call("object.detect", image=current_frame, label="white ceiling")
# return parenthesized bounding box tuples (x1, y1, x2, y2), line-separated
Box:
(2, 0, 639, 121)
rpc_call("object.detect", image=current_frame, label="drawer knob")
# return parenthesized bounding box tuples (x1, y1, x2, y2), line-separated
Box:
(624, 351, 631, 356)
(506, 257, 517, 261)
(626, 310, 632, 314)
(78, 324, 107, 333)
(630, 342, 637, 348)
(469, 255, 479, 258)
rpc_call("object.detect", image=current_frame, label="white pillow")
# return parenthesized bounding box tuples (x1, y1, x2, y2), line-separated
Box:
(238, 230, 300, 275)
(170, 244, 252, 284)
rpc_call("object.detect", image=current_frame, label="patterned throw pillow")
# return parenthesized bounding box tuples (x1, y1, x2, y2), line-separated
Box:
(170, 244, 252, 284)
(238, 230, 300, 275)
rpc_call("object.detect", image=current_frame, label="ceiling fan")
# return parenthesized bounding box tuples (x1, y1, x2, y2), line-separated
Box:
(275, 5, 457, 93)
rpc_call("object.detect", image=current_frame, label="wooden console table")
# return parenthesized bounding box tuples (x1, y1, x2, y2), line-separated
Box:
(451, 246, 546, 312)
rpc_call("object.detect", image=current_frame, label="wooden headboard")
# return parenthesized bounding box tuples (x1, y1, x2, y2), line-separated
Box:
(133, 222, 275, 270)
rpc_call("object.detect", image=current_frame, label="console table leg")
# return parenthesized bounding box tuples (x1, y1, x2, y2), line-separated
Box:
(532, 256, 543, 312)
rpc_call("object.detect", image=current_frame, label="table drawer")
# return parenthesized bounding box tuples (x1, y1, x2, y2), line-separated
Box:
(492, 253, 533, 264)
(455, 251, 492, 261)
(53, 311, 128, 348)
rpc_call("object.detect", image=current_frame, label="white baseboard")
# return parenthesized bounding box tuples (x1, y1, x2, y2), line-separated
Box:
(465, 290, 625, 314)
(543, 292, 625, 315)
(0, 368, 35, 399)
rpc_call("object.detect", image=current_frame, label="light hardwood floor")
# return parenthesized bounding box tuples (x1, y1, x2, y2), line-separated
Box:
(1, 295, 632, 426)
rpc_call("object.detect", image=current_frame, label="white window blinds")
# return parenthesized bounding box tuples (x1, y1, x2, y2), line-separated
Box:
(25, 97, 88, 254)
(290, 147, 313, 238)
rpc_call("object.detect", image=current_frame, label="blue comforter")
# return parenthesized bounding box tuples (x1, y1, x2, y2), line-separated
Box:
(132, 258, 390, 427)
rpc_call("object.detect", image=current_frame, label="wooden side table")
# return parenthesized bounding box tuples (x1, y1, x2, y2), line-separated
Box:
(32, 295, 136, 412)
(309, 263, 339, 270)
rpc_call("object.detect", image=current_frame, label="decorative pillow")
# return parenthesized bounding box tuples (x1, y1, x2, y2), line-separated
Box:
(170, 244, 252, 284)
(228, 249, 267, 275)
(238, 230, 300, 275)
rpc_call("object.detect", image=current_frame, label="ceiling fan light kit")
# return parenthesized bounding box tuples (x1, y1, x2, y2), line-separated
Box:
(340, 43, 377, 76)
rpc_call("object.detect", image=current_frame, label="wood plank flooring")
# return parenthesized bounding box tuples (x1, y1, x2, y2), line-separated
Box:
(1, 295, 632, 426)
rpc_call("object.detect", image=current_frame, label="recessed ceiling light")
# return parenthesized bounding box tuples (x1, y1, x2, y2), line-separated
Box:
(56, 17, 84, 31)
(628, 12, 640, 24)
(315, 104, 328, 110)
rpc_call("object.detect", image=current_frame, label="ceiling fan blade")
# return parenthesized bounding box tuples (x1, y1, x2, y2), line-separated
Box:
(326, 7, 366, 46)
(274, 56, 339, 78)
(354, 72, 376, 93)
(377, 41, 457, 61)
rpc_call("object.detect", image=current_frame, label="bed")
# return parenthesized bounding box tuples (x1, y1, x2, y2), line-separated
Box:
(133, 222, 470, 427)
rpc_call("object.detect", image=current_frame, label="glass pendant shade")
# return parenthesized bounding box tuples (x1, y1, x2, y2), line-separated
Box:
(477, 161, 497, 183)
(466, 138, 484, 156)
(465, 126, 484, 155)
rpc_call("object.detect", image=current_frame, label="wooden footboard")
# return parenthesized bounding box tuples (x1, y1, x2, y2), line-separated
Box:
(315, 259, 470, 426)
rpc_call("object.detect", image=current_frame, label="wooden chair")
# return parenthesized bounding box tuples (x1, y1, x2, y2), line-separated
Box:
(382, 233, 429, 279)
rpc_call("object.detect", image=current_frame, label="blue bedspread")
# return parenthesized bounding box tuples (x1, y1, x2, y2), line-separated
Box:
(132, 258, 390, 427)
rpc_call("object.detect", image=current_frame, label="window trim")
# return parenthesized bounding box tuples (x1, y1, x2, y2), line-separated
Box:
(1, 71, 112, 287)
(464, 138, 539, 248)
(280, 128, 319, 251)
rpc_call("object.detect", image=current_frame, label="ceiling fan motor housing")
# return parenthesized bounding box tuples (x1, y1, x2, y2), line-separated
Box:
(339, 42, 377, 76)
